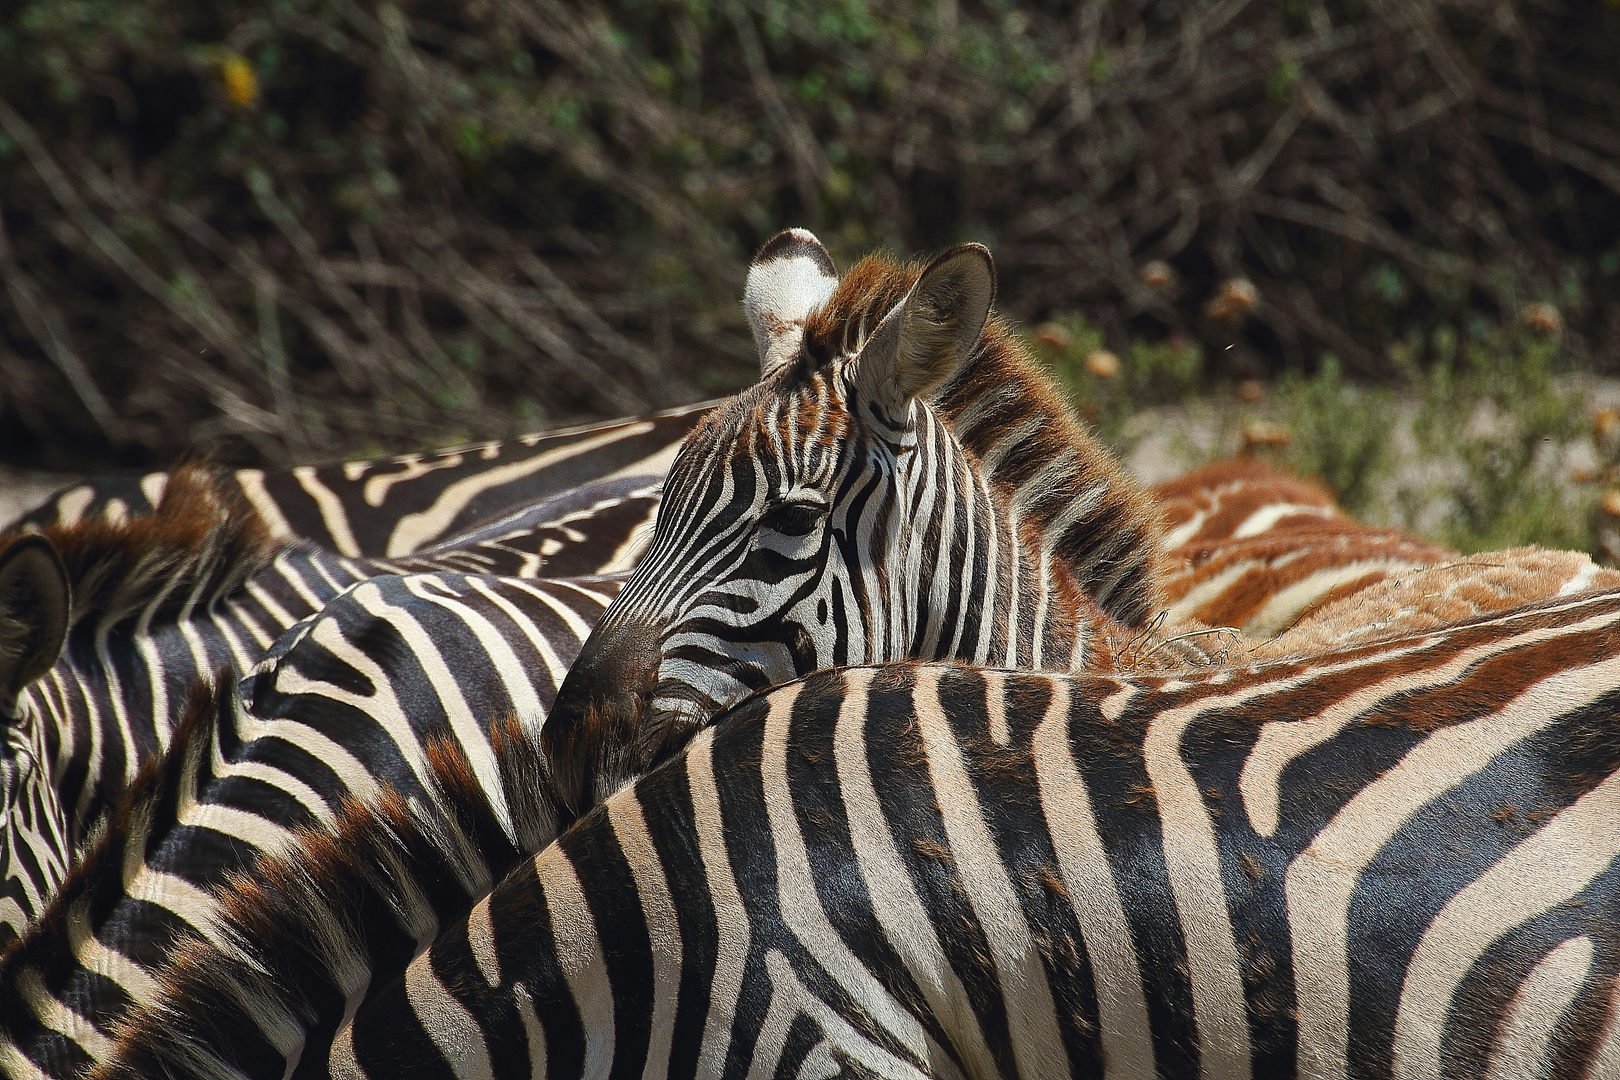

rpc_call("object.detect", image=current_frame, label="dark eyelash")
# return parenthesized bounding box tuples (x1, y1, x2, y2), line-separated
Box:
(759, 500, 825, 537)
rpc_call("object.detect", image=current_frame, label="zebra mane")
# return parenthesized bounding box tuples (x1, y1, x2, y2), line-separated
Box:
(99, 715, 562, 1078)
(803, 254, 1167, 625)
(0, 462, 286, 635)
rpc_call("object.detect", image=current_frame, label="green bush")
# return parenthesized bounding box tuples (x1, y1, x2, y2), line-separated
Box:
(1031, 313, 1606, 561)
(1400, 327, 1592, 553)
(1271, 357, 1392, 518)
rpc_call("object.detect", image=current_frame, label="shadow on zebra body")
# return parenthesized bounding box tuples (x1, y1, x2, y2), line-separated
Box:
(98, 585, 1620, 1079)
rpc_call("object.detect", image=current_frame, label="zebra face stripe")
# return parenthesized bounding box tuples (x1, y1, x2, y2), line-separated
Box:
(546, 370, 871, 805)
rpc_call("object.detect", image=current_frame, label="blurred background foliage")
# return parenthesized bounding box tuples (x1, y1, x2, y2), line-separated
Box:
(1, 0, 1618, 540)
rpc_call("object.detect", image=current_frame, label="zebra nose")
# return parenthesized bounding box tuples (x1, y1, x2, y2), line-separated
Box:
(544, 619, 663, 819)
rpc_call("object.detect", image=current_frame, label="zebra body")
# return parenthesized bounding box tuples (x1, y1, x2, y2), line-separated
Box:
(1152, 460, 1457, 640)
(1, 567, 618, 1079)
(16, 400, 712, 558)
(106, 585, 1620, 1079)
(545, 230, 1169, 816)
(0, 464, 659, 943)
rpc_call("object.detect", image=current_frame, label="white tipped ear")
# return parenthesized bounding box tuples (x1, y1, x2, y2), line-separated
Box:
(743, 229, 838, 378)
(852, 244, 995, 415)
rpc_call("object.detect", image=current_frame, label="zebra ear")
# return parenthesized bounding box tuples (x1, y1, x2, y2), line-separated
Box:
(0, 536, 70, 714)
(852, 244, 995, 416)
(744, 229, 838, 378)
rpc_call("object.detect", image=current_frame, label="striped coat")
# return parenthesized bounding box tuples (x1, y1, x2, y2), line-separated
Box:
(1151, 459, 1456, 639)
(543, 231, 1170, 819)
(15, 401, 710, 558)
(1, 568, 619, 1079)
(100, 585, 1620, 1079)
(0, 461, 658, 944)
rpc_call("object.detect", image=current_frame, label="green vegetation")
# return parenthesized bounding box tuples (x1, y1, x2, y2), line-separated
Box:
(1032, 316, 1611, 561)
(1, 0, 1617, 561)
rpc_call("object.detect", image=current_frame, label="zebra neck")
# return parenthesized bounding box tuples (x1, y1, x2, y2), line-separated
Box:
(928, 329, 1164, 628)
(903, 411, 1095, 673)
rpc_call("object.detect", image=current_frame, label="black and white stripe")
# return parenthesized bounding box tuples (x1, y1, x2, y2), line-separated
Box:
(15, 401, 712, 558)
(101, 585, 1620, 1079)
(0, 568, 619, 1079)
(0, 465, 662, 945)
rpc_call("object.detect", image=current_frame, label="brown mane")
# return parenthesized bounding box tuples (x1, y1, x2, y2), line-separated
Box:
(802, 253, 1165, 626)
(0, 463, 285, 635)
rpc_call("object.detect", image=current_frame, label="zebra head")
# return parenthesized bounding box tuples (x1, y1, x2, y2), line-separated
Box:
(0, 535, 72, 941)
(546, 230, 1162, 814)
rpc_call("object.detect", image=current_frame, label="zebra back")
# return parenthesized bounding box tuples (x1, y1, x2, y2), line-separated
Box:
(97, 585, 1620, 1079)
(15, 400, 713, 557)
(1151, 457, 1347, 551)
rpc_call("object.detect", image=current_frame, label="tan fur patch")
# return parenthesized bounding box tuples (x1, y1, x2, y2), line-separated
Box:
(1151, 458, 1344, 551)
(1151, 459, 1456, 642)
(1159, 526, 1456, 638)
(1257, 547, 1620, 658)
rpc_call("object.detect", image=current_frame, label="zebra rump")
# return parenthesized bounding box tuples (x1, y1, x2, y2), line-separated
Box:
(100, 585, 1620, 1079)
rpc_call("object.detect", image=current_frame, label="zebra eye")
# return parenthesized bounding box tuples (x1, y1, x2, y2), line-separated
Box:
(759, 499, 826, 538)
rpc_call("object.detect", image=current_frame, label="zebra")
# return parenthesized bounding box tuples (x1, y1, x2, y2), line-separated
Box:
(97, 583, 1620, 1079)
(0, 537, 73, 957)
(543, 229, 1171, 818)
(1151, 459, 1458, 640)
(0, 459, 662, 944)
(14, 399, 713, 558)
(0, 564, 619, 1079)
(4, 228, 1183, 1079)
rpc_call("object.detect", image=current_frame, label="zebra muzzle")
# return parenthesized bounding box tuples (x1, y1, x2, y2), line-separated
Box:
(545, 619, 663, 819)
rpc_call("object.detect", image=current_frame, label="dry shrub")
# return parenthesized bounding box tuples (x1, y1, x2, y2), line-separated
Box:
(0, 0, 1616, 469)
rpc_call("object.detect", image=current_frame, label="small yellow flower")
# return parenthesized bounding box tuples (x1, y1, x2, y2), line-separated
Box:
(1205, 278, 1259, 324)
(220, 54, 259, 109)
(1520, 301, 1562, 339)
(1139, 260, 1176, 290)
(1594, 406, 1620, 445)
